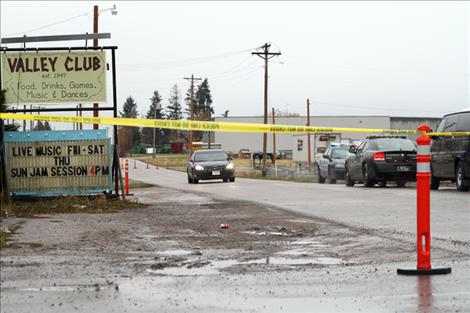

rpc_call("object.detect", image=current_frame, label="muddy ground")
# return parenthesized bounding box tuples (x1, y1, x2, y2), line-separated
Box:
(1, 186, 468, 313)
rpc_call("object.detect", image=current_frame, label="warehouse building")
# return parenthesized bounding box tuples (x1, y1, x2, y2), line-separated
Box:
(211, 116, 441, 162)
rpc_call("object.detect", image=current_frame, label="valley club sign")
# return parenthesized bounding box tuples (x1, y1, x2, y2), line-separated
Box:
(1, 51, 106, 104)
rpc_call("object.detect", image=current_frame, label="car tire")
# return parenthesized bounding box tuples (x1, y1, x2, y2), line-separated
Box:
(318, 167, 325, 184)
(229, 177, 235, 182)
(379, 181, 387, 187)
(430, 175, 440, 190)
(223, 178, 228, 183)
(187, 174, 193, 184)
(328, 168, 336, 184)
(396, 180, 406, 188)
(193, 179, 199, 184)
(363, 163, 375, 187)
(345, 170, 355, 187)
(456, 161, 470, 191)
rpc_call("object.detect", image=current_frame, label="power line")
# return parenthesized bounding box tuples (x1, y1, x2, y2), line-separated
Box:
(3, 10, 93, 37)
(311, 100, 448, 114)
(119, 47, 257, 70)
(285, 62, 467, 77)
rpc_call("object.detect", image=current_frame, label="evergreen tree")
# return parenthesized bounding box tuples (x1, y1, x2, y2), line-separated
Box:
(142, 90, 165, 145)
(166, 84, 183, 120)
(120, 96, 141, 149)
(0, 89, 19, 131)
(166, 84, 183, 142)
(193, 79, 214, 141)
(33, 121, 52, 131)
(120, 96, 139, 118)
(184, 79, 214, 120)
(195, 78, 214, 119)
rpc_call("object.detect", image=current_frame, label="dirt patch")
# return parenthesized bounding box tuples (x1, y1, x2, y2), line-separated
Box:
(1, 196, 146, 218)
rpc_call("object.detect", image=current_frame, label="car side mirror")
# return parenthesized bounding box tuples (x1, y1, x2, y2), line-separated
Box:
(349, 146, 357, 154)
(324, 155, 331, 160)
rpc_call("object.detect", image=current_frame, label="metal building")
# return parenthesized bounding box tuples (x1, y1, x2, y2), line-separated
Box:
(212, 116, 441, 161)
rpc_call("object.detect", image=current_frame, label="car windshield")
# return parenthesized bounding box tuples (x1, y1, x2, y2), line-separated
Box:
(373, 138, 416, 151)
(331, 148, 353, 159)
(195, 151, 228, 162)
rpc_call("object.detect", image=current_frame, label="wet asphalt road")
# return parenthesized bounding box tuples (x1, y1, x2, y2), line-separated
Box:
(1, 161, 469, 313)
(129, 161, 470, 249)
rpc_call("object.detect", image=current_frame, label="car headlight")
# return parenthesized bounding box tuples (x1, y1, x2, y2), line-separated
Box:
(226, 163, 234, 170)
(195, 165, 204, 171)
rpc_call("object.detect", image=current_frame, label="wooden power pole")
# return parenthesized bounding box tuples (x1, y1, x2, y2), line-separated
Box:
(92, 5, 99, 129)
(272, 107, 276, 165)
(184, 75, 202, 155)
(307, 98, 312, 171)
(252, 43, 281, 176)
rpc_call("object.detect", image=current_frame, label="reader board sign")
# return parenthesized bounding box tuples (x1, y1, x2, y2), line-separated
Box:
(1, 51, 106, 104)
(3, 130, 112, 196)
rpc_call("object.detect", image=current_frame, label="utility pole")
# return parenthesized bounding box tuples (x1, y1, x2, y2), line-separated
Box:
(252, 43, 281, 176)
(152, 103, 161, 159)
(208, 110, 212, 150)
(92, 5, 99, 130)
(184, 75, 202, 155)
(272, 107, 276, 165)
(307, 98, 311, 171)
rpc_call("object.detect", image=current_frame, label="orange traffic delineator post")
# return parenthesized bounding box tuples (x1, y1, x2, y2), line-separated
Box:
(125, 159, 129, 195)
(397, 125, 451, 276)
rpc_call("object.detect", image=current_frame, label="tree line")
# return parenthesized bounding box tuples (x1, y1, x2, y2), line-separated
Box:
(118, 79, 214, 155)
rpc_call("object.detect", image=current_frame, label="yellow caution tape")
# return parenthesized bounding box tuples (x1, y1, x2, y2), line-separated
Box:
(0, 113, 417, 134)
(1, 113, 469, 136)
(426, 131, 470, 136)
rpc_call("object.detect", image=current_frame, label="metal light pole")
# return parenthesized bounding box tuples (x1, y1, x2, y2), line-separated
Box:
(92, 4, 117, 129)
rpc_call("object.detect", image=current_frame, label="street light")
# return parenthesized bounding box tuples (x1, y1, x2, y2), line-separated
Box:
(92, 4, 117, 129)
(101, 4, 118, 16)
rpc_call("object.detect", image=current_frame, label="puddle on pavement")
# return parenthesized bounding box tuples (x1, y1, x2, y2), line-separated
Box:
(159, 249, 193, 256)
(148, 256, 343, 276)
(291, 237, 329, 247)
(243, 231, 289, 236)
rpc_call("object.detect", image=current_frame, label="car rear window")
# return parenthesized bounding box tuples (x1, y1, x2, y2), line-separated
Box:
(195, 151, 228, 162)
(331, 148, 353, 159)
(443, 114, 459, 132)
(371, 138, 416, 151)
(457, 112, 470, 132)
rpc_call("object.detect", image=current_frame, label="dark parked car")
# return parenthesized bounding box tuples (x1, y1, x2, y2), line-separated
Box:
(345, 136, 417, 187)
(317, 145, 354, 184)
(430, 109, 470, 191)
(187, 149, 235, 184)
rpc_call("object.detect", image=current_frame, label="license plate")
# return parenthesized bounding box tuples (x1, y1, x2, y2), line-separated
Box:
(397, 165, 409, 172)
(212, 170, 220, 176)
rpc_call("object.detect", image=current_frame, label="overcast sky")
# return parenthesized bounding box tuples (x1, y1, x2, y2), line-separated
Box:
(1, 1, 469, 119)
